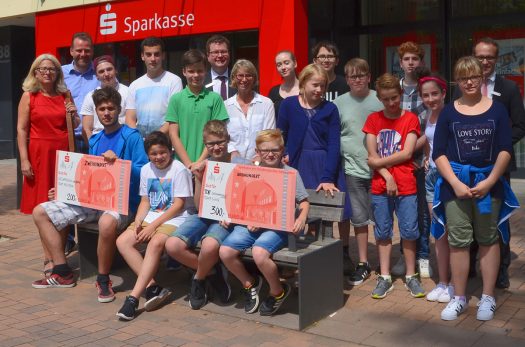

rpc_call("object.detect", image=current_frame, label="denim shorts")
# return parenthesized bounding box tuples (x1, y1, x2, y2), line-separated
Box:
(345, 174, 374, 227)
(371, 194, 419, 241)
(221, 225, 288, 254)
(170, 214, 231, 248)
(425, 167, 439, 204)
(40, 201, 129, 231)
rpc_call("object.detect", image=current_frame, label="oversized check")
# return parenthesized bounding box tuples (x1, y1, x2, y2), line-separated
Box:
(55, 151, 131, 215)
(199, 161, 297, 232)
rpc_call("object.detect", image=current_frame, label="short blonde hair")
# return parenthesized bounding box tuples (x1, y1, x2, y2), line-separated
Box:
(203, 120, 229, 141)
(344, 58, 370, 76)
(230, 59, 258, 88)
(22, 54, 68, 93)
(375, 73, 402, 95)
(256, 129, 284, 148)
(298, 64, 328, 95)
(454, 56, 483, 81)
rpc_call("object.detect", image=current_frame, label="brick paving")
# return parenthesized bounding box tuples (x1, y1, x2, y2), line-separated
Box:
(1, 158, 525, 346)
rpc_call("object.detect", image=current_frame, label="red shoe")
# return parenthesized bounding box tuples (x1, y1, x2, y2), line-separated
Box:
(96, 280, 115, 303)
(32, 273, 76, 288)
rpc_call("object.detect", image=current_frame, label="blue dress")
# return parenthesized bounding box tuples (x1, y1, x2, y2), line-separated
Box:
(278, 96, 351, 219)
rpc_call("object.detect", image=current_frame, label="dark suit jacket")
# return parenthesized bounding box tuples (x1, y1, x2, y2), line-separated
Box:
(453, 75, 525, 170)
(204, 69, 236, 100)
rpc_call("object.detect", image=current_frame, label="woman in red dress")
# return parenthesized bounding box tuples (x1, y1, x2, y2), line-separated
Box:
(17, 54, 79, 233)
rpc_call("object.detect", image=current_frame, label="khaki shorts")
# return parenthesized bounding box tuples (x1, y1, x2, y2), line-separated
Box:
(126, 221, 177, 237)
(444, 198, 501, 248)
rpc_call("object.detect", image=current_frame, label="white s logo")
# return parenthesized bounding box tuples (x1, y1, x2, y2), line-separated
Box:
(100, 4, 117, 35)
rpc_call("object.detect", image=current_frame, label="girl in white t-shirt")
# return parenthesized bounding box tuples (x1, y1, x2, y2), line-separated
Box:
(417, 71, 452, 303)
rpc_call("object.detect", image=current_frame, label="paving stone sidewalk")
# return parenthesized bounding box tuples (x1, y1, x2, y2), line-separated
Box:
(1, 158, 524, 347)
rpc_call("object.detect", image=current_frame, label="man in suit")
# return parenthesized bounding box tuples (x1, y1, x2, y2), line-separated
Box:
(467, 37, 525, 288)
(205, 35, 235, 100)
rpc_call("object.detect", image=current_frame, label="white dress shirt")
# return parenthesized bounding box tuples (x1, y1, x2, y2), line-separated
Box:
(226, 92, 276, 160)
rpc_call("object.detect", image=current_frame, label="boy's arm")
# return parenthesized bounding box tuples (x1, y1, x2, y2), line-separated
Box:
(368, 132, 418, 169)
(168, 122, 192, 167)
(365, 133, 397, 196)
(292, 199, 309, 234)
(125, 109, 137, 128)
(134, 196, 151, 225)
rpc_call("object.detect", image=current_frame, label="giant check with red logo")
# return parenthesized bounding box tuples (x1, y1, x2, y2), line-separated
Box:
(55, 151, 131, 215)
(198, 161, 297, 232)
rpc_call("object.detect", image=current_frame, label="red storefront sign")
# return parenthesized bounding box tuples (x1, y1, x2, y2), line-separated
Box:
(35, 0, 308, 94)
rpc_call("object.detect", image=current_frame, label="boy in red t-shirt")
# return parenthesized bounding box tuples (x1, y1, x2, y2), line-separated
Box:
(362, 73, 424, 299)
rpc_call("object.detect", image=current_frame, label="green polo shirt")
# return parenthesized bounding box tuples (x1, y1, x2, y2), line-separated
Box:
(166, 86, 229, 162)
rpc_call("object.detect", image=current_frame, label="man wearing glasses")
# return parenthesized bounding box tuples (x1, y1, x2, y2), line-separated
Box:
(205, 35, 235, 101)
(312, 41, 349, 102)
(467, 37, 525, 288)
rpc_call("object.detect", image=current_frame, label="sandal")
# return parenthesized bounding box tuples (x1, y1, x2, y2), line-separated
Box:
(43, 259, 53, 278)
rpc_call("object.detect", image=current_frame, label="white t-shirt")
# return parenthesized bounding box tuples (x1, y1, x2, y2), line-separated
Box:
(226, 92, 276, 160)
(139, 160, 195, 226)
(424, 110, 437, 168)
(126, 71, 183, 137)
(80, 83, 130, 135)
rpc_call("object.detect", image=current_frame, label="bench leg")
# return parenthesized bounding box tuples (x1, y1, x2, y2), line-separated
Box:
(297, 239, 343, 330)
(77, 228, 99, 280)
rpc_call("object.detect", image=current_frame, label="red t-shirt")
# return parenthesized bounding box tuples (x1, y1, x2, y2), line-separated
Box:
(362, 110, 420, 195)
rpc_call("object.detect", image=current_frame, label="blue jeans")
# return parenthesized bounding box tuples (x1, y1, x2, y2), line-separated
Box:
(170, 214, 231, 248)
(222, 225, 288, 254)
(371, 194, 419, 241)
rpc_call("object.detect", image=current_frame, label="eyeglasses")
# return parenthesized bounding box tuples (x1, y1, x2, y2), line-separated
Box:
(315, 55, 336, 61)
(236, 73, 254, 81)
(457, 75, 482, 85)
(204, 140, 227, 148)
(258, 148, 282, 156)
(209, 50, 229, 57)
(348, 74, 368, 81)
(36, 67, 57, 74)
(475, 55, 497, 62)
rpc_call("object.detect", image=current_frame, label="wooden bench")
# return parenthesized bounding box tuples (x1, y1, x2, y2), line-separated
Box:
(76, 189, 345, 330)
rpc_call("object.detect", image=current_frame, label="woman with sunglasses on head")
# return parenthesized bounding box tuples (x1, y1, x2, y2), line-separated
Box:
(268, 51, 300, 120)
(17, 54, 79, 277)
(432, 56, 518, 322)
(226, 59, 275, 160)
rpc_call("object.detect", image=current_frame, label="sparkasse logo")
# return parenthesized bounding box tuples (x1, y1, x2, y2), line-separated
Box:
(100, 3, 117, 35)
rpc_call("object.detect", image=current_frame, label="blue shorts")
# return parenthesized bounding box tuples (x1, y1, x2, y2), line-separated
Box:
(221, 225, 288, 254)
(425, 167, 439, 204)
(371, 194, 419, 241)
(170, 214, 231, 248)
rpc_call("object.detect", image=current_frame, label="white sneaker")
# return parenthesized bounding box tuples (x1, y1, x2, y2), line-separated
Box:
(426, 284, 446, 302)
(477, 294, 496, 321)
(438, 285, 454, 303)
(418, 258, 433, 278)
(391, 255, 406, 276)
(441, 298, 467, 321)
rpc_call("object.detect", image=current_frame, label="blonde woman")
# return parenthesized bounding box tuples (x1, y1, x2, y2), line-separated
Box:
(226, 59, 275, 160)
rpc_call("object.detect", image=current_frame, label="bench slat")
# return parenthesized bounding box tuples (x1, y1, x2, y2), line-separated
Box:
(305, 189, 345, 206)
(308, 205, 344, 223)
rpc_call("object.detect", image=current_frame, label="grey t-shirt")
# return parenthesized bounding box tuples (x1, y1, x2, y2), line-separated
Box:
(334, 90, 383, 179)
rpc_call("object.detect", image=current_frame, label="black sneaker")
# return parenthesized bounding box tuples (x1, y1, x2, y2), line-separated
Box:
(189, 277, 207, 310)
(244, 275, 262, 314)
(348, 262, 371, 286)
(208, 263, 231, 303)
(144, 286, 172, 312)
(116, 296, 139, 321)
(259, 282, 291, 316)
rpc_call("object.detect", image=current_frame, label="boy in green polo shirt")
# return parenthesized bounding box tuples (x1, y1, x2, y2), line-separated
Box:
(166, 49, 229, 170)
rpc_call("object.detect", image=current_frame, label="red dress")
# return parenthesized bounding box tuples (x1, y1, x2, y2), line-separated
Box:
(20, 92, 69, 214)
